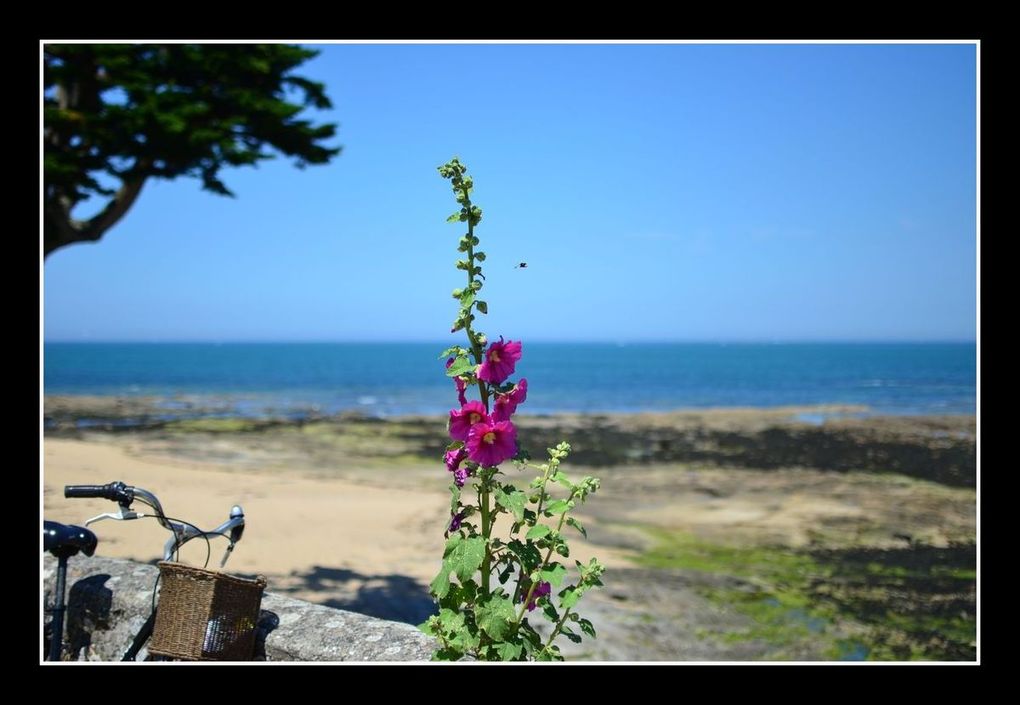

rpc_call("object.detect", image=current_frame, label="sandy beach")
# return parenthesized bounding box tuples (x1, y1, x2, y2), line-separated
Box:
(42, 399, 977, 660)
(43, 437, 452, 581)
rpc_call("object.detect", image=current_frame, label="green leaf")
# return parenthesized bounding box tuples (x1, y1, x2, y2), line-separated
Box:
(566, 516, 587, 538)
(545, 499, 573, 515)
(536, 645, 562, 661)
(438, 345, 468, 360)
(459, 291, 475, 308)
(542, 602, 559, 622)
(445, 578, 477, 607)
(519, 623, 542, 655)
(447, 211, 462, 223)
(563, 630, 582, 644)
(437, 607, 464, 632)
(433, 647, 463, 661)
(539, 563, 568, 587)
(559, 587, 580, 609)
(578, 618, 597, 638)
(495, 488, 527, 523)
(419, 616, 438, 636)
(445, 357, 475, 378)
(443, 532, 463, 558)
(430, 564, 452, 599)
(507, 540, 543, 572)
(527, 524, 551, 540)
(552, 470, 573, 490)
(447, 536, 486, 581)
(474, 595, 516, 641)
(492, 641, 522, 661)
(448, 623, 480, 652)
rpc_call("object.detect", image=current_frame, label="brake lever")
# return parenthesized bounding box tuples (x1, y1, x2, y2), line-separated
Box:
(85, 505, 140, 526)
(219, 542, 236, 569)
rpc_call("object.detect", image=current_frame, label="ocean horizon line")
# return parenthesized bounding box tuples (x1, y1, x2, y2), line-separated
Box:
(44, 340, 976, 417)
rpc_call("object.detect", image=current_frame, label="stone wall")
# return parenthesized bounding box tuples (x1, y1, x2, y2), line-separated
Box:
(42, 555, 437, 661)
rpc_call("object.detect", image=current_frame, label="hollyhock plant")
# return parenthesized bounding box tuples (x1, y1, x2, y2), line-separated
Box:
(422, 157, 603, 662)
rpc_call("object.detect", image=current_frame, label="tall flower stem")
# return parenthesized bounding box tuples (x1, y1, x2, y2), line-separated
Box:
(514, 508, 571, 628)
(457, 177, 492, 595)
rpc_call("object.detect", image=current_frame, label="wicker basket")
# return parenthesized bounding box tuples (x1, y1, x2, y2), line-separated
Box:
(148, 561, 267, 661)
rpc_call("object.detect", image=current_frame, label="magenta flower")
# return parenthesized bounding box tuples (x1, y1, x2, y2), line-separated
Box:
(466, 419, 517, 467)
(449, 401, 489, 441)
(525, 581, 551, 611)
(445, 447, 467, 472)
(492, 378, 528, 422)
(446, 358, 468, 406)
(477, 338, 522, 385)
(449, 510, 464, 532)
(453, 467, 470, 487)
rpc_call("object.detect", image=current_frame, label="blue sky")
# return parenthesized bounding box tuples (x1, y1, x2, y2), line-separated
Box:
(43, 42, 977, 343)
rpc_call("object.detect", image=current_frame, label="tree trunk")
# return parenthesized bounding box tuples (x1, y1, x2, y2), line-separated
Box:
(44, 169, 149, 260)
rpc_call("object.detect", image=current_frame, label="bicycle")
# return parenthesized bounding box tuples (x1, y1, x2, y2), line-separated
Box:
(49, 480, 258, 661)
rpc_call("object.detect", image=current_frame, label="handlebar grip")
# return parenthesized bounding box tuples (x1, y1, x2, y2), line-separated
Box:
(65, 481, 131, 503)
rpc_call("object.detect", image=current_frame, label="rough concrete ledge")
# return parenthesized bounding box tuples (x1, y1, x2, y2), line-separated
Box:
(43, 555, 438, 662)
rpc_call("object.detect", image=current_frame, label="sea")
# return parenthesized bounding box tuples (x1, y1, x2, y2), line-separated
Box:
(42, 342, 976, 421)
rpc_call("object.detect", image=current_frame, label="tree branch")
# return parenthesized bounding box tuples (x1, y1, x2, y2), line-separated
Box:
(44, 161, 150, 259)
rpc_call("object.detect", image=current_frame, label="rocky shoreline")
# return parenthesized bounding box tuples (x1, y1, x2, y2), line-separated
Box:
(45, 395, 976, 488)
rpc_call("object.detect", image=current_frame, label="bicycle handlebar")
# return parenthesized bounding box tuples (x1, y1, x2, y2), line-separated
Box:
(65, 481, 132, 504)
(63, 480, 245, 567)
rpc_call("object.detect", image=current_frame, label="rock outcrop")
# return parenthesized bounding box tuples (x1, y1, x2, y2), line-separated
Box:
(42, 555, 437, 661)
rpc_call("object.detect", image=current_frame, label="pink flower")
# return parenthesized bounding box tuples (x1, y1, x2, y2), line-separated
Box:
(525, 581, 551, 612)
(445, 448, 473, 487)
(466, 419, 517, 467)
(446, 358, 468, 406)
(477, 337, 522, 385)
(445, 447, 467, 472)
(492, 378, 528, 422)
(449, 401, 488, 441)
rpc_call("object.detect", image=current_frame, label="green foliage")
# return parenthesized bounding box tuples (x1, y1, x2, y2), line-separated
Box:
(495, 486, 527, 523)
(639, 528, 976, 661)
(43, 43, 340, 258)
(447, 536, 487, 582)
(419, 158, 604, 661)
(445, 356, 475, 378)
